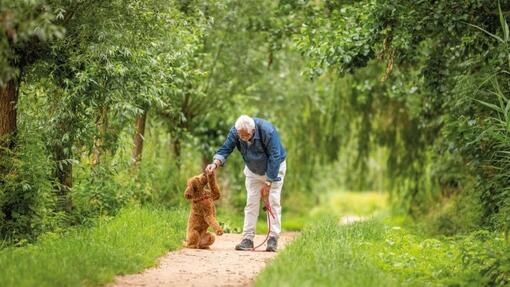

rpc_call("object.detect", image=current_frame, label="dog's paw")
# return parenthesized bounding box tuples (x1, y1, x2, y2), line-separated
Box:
(216, 229, 224, 236)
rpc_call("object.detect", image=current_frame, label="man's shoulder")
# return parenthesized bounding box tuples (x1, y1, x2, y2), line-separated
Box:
(254, 117, 275, 134)
(254, 117, 272, 126)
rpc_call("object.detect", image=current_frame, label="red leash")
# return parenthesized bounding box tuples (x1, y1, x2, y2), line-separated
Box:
(252, 195, 276, 251)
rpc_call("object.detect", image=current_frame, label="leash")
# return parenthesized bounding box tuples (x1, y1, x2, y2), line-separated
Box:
(252, 192, 276, 251)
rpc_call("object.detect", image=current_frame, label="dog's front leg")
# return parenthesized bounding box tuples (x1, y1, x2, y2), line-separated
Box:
(205, 215, 224, 235)
(207, 173, 220, 200)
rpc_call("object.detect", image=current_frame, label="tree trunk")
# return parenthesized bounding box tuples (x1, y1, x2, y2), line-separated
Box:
(0, 79, 19, 150)
(172, 136, 181, 169)
(50, 88, 75, 213)
(131, 109, 147, 164)
(0, 79, 20, 225)
(54, 142, 74, 213)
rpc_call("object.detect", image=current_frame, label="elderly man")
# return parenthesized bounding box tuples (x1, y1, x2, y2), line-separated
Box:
(205, 115, 287, 252)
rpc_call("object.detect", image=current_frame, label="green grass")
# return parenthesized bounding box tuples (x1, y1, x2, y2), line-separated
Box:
(256, 216, 510, 287)
(255, 218, 401, 287)
(254, 190, 509, 287)
(0, 206, 187, 287)
(363, 222, 510, 286)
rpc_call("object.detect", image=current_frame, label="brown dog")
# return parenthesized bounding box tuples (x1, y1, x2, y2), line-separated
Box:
(183, 172, 223, 249)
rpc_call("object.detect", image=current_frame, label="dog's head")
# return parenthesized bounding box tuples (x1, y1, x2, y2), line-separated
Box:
(184, 173, 208, 200)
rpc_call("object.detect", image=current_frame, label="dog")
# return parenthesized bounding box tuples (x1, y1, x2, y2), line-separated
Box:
(183, 171, 223, 249)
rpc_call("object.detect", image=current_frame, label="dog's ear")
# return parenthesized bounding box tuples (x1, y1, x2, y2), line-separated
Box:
(184, 179, 199, 199)
(185, 175, 208, 200)
(192, 176, 204, 196)
(184, 180, 194, 200)
(199, 173, 208, 185)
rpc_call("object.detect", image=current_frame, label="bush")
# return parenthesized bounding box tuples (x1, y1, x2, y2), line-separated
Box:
(425, 188, 484, 235)
(0, 130, 60, 243)
(72, 163, 130, 218)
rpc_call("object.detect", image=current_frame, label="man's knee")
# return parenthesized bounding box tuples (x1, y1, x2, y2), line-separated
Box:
(244, 196, 259, 210)
(269, 192, 281, 206)
(245, 200, 259, 210)
(269, 201, 281, 210)
(246, 190, 261, 204)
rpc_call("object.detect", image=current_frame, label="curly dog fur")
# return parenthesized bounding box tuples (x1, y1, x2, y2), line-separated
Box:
(183, 172, 223, 249)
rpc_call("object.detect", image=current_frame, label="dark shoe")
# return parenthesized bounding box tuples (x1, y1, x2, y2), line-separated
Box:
(266, 237, 278, 252)
(235, 238, 254, 251)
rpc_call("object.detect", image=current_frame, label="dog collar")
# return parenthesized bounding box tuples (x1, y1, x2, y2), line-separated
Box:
(192, 195, 211, 203)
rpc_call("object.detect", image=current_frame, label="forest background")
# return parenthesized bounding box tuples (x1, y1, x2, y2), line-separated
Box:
(1, 0, 510, 285)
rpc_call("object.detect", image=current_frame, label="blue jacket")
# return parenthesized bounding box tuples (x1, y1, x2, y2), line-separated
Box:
(213, 118, 286, 182)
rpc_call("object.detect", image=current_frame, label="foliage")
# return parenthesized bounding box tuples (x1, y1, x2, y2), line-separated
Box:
(2, 3, 510, 286)
(290, 0, 510, 231)
(0, 0, 64, 85)
(0, 0, 215, 241)
(0, 125, 59, 241)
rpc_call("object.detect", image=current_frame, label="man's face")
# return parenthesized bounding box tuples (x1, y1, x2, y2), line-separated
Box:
(237, 128, 253, 142)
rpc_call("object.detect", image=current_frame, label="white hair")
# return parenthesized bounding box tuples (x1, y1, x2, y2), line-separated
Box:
(235, 115, 255, 131)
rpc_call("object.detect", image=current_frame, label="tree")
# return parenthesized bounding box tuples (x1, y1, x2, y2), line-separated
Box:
(292, 0, 510, 228)
(0, 0, 64, 150)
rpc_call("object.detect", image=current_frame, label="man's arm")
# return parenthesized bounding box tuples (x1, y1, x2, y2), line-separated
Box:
(206, 127, 237, 174)
(212, 127, 237, 166)
(264, 129, 282, 183)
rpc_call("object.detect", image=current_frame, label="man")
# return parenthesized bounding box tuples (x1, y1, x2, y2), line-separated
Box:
(205, 115, 287, 252)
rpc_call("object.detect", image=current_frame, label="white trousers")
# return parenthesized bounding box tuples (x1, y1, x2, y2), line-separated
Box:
(242, 161, 286, 240)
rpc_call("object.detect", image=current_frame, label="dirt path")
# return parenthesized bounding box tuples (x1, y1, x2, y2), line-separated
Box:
(110, 232, 299, 287)
(339, 214, 367, 225)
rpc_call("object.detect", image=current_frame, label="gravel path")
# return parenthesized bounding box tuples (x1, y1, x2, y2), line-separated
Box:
(110, 232, 299, 287)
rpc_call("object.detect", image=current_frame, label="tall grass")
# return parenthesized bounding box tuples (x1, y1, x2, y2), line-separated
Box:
(256, 216, 510, 286)
(0, 206, 186, 287)
(458, 0, 510, 232)
(255, 219, 400, 287)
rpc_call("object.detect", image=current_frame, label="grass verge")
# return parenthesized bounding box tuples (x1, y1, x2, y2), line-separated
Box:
(0, 206, 186, 287)
(256, 216, 510, 287)
(255, 218, 400, 286)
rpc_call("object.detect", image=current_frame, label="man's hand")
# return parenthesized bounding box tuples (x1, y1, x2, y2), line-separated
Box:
(261, 183, 271, 203)
(205, 164, 216, 175)
(205, 159, 221, 175)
